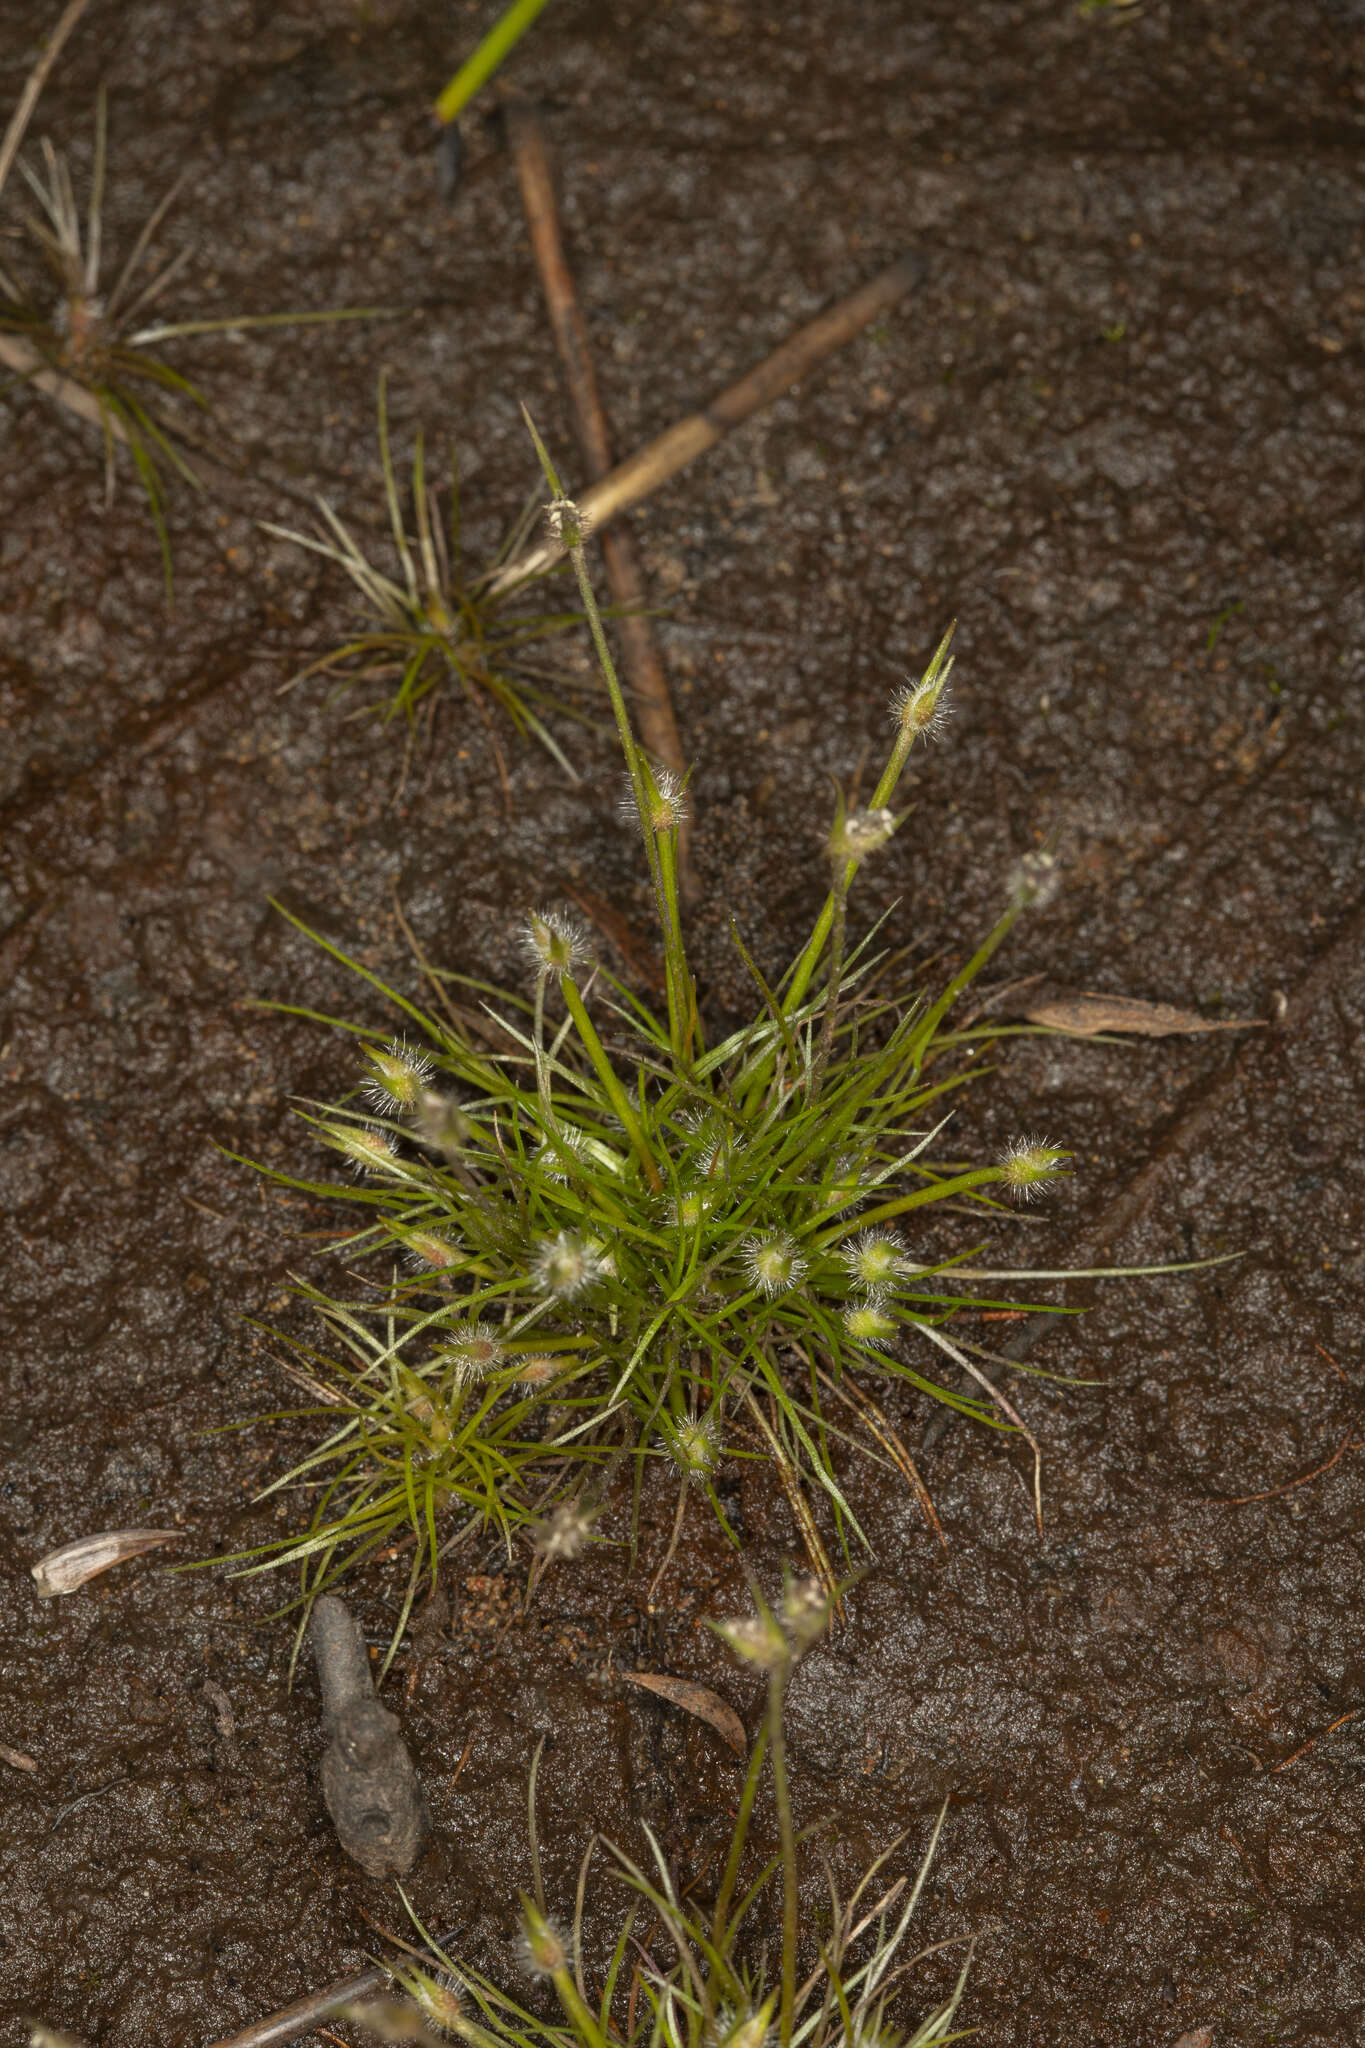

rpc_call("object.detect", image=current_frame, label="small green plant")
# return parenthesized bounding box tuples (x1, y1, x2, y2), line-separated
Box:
(229, 428, 1214, 1629)
(352, 1579, 973, 2048)
(261, 374, 595, 776)
(0, 90, 383, 593)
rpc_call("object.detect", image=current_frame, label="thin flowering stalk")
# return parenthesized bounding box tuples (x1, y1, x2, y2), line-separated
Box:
(522, 409, 697, 1069)
(783, 625, 955, 1023)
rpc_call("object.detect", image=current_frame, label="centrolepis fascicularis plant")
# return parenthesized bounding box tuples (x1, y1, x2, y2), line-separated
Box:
(28, 1582, 973, 2048)
(348, 1578, 973, 2048)
(260, 373, 597, 779)
(228, 424, 1218, 1632)
(0, 88, 384, 594)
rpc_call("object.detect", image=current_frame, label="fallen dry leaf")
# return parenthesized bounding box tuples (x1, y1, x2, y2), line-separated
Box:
(1171, 2030, 1214, 2048)
(31, 1529, 182, 1598)
(1021, 985, 1263, 1038)
(619, 1670, 747, 1755)
(0, 1739, 37, 1774)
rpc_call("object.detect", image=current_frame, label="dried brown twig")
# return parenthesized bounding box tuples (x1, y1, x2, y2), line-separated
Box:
(505, 94, 697, 894)
(203, 1937, 457, 2048)
(482, 246, 926, 598)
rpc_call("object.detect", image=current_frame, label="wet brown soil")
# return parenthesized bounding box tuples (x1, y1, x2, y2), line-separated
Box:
(2, 2, 1364, 2043)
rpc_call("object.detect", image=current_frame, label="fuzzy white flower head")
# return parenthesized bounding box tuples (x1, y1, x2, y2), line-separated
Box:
(842, 1300, 897, 1348)
(363, 1036, 435, 1113)
(438, 1320, 504, 1382)
(536, 1120, 587, 1182)
(716, 1610, 788, 1671)
(546, 495, 591, 547)
(515, 1352, 575, 1389)
(671, 1184, 716, 1230)
(999, 1135, 1069, 1201)
(519, 1902, 572, 1978)
(780, 1574, 832, 1653)
(891, 661, 953, 746)
(825, 1153, 867, 1212)
(532, 1230, 603, 1299)
(323, 1121, 404, 1180)
(743, 1232, 807, 1297)
(404, 1230, 460, 1272)
(1008, 848, 1060, 910)
(839, 1228, 905, 1294)
(829, 805, 897, 864)
(522, 907, 588, 976)
(671, 1414, 721, 1481)
(621, 764, 690, 835)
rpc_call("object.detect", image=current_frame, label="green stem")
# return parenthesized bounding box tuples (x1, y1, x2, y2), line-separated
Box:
(559, 973, 661, 1191)
(433, 0, 554, 123)
(551, 1963, 609, 2048)
(807, 874, 848, 1102)
(815, 1164, 1003, 1244)
(769, 1665, 798, 2048)
(908, 897, 1025, 1066)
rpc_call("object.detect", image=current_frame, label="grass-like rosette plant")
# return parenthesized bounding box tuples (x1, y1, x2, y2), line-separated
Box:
(353, 1578, 973, 2048)
(261, 374, 598, 778)
(234, 429, 1205, 1624)
(0, 89, 383, 593)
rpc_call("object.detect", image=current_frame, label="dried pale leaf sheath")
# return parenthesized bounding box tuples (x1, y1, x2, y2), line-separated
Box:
(620, 1670, 747, 1755)
(31, 1529, 181, 1598)
(1023, 986, 1264, 1038)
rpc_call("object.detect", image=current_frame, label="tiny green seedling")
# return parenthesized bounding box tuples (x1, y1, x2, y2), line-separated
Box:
(261, 373, 598, 777)
(0, 90, 386, 596)
(227, 427, 1225, 1634)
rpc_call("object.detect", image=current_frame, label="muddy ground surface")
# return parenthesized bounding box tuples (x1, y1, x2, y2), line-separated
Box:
(2, 1, 1364, 2043)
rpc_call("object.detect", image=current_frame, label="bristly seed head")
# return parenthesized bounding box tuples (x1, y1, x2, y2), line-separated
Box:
(839, 1228, 905, 1294)
(532, 1501, 594, 1560)
(825, 1153, 868, 1211)
(671, 1185, 716, 1230)
(891, 663, 953, 745)
(546, 495, 591, 547)
(716, 1609, 788, 1670)
(743, 1232, 807, 1297)
(363, 1036, 435, 1113)
(843, 1300, 898, 1347)
(999, 1136, 1069, 1200)
(536, 1120, 587, 1182)
(829, 805, 897, 865)
(515, 1352, 575, 1389)
(405, 1230, 460, 1271)
(519, 1899, 571, 1977)
(780, 1574, 832, 1652)
(532, 1230, 603, 1299)
(716, 1577, 828, 1672)
(437, 1320, 504, 1382)
(394, 1966, 465, 2036)
(323, 1122, 403, 1179)
(621, 764, 690, 835)
(522, 907, 588, 976)
(1008, 848, 1060, 910)
(670, 1414, 721, 1481)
